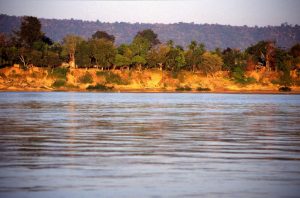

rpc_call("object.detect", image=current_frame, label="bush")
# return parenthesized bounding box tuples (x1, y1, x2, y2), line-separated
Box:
(49, 67, 69, 80)
(79, 72, 93, 84)
(176, 86, 192, 91)
(96, 71, 129, 85)
(52, 79, 66, 88)
(235, 77, 256, 85)
(231, 66, 256, 85)
(197, 87, 211, 91)
(86, 83, 113, 91)
(279, 86, 292, 92)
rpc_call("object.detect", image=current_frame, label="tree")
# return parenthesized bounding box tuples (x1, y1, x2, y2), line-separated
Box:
(146, 44, 170, 69)
(275, 48, 292, 86)
(15, 16, 43, 48)
(117, 44, 133, 59)
(165, 47, 186, 71)
(222, 48, 245, 71)
(289, 43, 300, 69)
(199, 52, 223, 76)
(76, 40, 91, 67)
(130, 35, 150, 58)
(135, 29, 160, 47)
(185, 41, 206, 72)
(114, 54, 131, 67)
(89, 38, 116, 69)
(62, 35, 84, 68)
(246, 40, 276, 70)
(92, 31, 115, 43)
(290, 43, 300, 58)
(132, 55, 146, 70)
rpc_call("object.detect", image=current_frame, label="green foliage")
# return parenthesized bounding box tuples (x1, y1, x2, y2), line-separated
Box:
(245, 40, 269, 62)
(96, 71, 129, 85)
(117, 44, 133, 59)
(275, 48, 292, 87)
(222, 48, 245, 71)
(176, 86, 192, 91)
(165, 47, 186, 71)
(146, 44, 169, 68)
(114, 54, 131, 66)
(135, 29, 160, 47)
(199, 52, 223, 75)
(49, 67, 69, 80)
(132, 55, 146, 65)
(79, 72, 93, 84)
(86, 83, 113, 91)
(231, 65, 256, 85)
(197, 87, 211, 91)
(289, 43, 300, 58)
(92, 31, 115, 43)
(76, 40, 91, 67)
(89, 38, 116, 68)
(52, 79, 66, 88)
(185, 41, 206, 71)
(15, 16, 43, 48)
(130, 35, 151, 57)
(62, 34, 84, 66)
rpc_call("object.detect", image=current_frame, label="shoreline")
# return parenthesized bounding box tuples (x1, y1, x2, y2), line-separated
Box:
(1, 67, 299, 95)
(1, 88, 300, 95)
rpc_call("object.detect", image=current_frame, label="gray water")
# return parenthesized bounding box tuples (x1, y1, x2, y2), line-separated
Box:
(0, 92, 300, 198)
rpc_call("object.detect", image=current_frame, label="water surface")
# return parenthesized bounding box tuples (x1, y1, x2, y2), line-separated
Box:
(0, 92, 300, 198)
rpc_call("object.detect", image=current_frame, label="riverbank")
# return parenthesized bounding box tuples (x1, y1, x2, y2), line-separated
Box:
(0, 66, 299, 94)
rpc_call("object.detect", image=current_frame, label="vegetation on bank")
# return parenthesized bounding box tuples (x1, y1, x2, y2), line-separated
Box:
(0, 16, 300, 92)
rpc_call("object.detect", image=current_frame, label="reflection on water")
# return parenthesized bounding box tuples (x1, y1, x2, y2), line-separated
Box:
(0, 92, 300, 198)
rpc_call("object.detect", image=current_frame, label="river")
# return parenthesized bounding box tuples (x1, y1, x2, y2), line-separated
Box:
(0, 92, 300, 198)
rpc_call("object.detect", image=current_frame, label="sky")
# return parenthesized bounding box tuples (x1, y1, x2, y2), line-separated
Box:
(0, 0, 299, 26)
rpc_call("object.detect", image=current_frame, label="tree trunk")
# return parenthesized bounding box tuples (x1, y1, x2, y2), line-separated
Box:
(69, 53, 75, 68)
(19, 55, 27, 69)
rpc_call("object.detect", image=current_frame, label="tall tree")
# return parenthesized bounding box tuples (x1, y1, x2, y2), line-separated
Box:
(62, 35, 84, 68)
(185, 41, 206, 72)
(15, 16, 43, 48)
(89, 38, 116, 69)
(199, 52, 223, 76)
(130, 35, 151, 58)
(92, 31, 115, 43)
(135, 29, 160, 47)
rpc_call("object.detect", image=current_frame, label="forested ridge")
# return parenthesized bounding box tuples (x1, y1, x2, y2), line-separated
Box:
(1, 14, 300, 50)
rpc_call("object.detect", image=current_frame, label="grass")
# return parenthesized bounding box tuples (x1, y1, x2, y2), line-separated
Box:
(96, 71, 129, 85)
(79, 72, 93, 84)
(176, 86, 192, 91)
(86, 83, 113, 91)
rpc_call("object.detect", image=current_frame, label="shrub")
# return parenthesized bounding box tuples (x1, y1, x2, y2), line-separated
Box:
(79, 72, 93, 84)
(49, 67, 69, 80)
(176, 86, 192, 91)
(96, 71, 129, 85)
(52, 79, 66, 88)
(231, 66, 256, 85)
(197, 87, 211, 91)
(279, 86, 291, 92)
(86, 83, 113, 91)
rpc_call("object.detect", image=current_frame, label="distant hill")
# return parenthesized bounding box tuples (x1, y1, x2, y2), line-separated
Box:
(1, 14, 299, 50)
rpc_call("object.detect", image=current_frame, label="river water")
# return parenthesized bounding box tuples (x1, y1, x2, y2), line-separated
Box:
(0, 92, 300, 198)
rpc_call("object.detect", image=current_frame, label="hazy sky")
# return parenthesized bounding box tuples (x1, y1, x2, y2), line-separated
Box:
(0, 0, 299, 26)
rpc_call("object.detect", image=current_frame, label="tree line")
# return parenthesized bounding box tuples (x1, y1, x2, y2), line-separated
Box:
(1, 16, 300, 79)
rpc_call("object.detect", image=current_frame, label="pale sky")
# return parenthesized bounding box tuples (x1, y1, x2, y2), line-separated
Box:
(0, 0, 299, 26)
